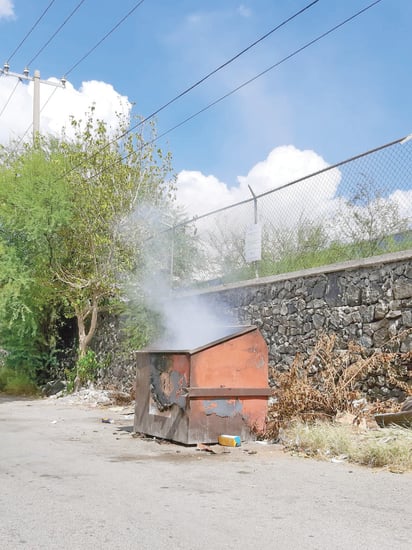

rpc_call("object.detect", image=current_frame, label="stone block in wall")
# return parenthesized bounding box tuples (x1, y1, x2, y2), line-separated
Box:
(374, 302, 388, 320)
(359, 304, 375, 323)
(386, 309, 402, 319)
(280, 303, 288, 316)
(401, 310, 412, 327)
(364, 318, 387, 335)
(373, 326, 389, 347)
(287, 302, 298, 315)
(359, 335, 373, 348)
(388, 320, 399, 338)
(306, 298, 326, 309)
(400, 333, 412, 353)
(361, 284, 382, 305)
(313, 313, 325, 330)
(393, 280, 412, 300)
(350, 311, 362, 324)
(345, 285, 362, 306)
(312, 280, 327, 299)
(324, 273, 343, 306)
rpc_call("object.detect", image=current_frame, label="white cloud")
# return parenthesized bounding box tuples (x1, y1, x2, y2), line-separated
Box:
(186, 13, 203, 25)
(237, 5, 252, 18)
(175, 145, 341, 227)
(0, 77, 131, 145)
(175, 170, 234, 214)
(389, 189, 412, 221)
(0, 0, 14, 19)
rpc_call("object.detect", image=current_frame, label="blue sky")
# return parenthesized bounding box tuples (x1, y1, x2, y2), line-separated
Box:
(0, 0, 411, 215)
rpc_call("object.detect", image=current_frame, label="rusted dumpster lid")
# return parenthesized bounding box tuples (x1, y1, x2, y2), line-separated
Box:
(137, 325, 259, 355)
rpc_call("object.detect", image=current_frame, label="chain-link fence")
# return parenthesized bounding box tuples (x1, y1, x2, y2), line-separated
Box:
(152, 135, 412, 287)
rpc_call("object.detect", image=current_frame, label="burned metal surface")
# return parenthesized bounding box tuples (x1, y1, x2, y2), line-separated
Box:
(134, 326, 270, 444)
(149, 354, 187, 412)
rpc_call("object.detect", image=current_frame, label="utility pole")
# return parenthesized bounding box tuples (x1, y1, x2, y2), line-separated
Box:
(1, 62, 66, 144)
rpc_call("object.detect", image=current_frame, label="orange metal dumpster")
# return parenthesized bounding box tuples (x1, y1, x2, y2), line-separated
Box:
(134, 325, 270, 444)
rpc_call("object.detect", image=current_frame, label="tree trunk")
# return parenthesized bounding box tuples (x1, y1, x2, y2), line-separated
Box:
(74, 296, 99, 390)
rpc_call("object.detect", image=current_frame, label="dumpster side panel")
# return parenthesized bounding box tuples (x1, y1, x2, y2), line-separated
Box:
(187, 397, 267, 444)
(190, 329, 268, 388)
(187, 329, 269, 442)
(134, 353, 191, 443)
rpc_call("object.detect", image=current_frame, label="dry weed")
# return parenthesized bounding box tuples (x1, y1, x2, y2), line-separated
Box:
(281, 421, 412, 472)
(267, 332, 412, 439)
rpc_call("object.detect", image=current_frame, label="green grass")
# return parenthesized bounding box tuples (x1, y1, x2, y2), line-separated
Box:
(215, 237, 412, 285)
(281, 421, 412, 472)
(259, 237, 412, 279)
(0, 367, 39, 396)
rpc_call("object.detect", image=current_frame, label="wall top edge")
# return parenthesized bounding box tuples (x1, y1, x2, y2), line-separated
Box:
(175, 249, 412, 298)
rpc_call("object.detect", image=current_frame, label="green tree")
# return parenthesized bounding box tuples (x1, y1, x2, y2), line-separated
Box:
(0, 111, 174, 387)
(55, 112, 173, 361)
(336, 176, 409, 256)
(0, 145, 72, 380)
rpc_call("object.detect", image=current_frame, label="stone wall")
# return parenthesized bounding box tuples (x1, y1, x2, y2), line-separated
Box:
(178, 250, 412, 400)
(97, 250, 412, 399)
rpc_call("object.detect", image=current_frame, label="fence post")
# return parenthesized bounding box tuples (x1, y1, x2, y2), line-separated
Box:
(248, 184, 259, 278)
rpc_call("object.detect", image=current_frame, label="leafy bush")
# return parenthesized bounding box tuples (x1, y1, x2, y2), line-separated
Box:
(0, 367, 38, 395)
(65, 350, 101, 392)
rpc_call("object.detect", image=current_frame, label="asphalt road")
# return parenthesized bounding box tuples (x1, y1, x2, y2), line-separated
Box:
(0, 395, 411, 550)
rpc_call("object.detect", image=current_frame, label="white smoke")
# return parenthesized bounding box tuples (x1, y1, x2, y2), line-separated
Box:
(123, 206, 239, 350)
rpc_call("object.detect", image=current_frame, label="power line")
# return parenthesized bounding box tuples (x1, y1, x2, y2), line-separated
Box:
(65, 0, 146, 77)
(153, 0, 385, 146)
(1, 0, 82, 129)
(51, 0, 320, 184)
(27, 0, 87, 67)
(10, 0, 147, 151)
(76, 0, 384, 186)
(6, 0, 57, 63)
(0, 78, 20, 120)
(120, 0, 320, 140)
(14, 86, 59, 148)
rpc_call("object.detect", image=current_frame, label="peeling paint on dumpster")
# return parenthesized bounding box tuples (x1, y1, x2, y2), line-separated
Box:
(202, 399, 243, 417)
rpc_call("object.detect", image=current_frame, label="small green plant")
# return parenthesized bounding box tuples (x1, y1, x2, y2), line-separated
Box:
(65, 350, 101, 393)
(64, 367, 77, 393)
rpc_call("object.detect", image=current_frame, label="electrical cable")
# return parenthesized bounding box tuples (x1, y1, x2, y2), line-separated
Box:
(51, 0, 320, 183)
(11, 0, 147, 151)
(65, 0, 146, 76)
(26, 0, 87, 67)
(14, 87, 59, 148)
(76, 0, 384, 186)
(117, 0, 320, 140)
(153, 0, 385, 146)
(0, 78, 20, 120)
(6, 0, 57, 63)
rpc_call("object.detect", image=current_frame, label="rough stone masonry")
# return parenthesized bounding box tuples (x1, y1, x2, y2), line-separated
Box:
(190, 250, 412, 400)
(96, 250, 412, 401)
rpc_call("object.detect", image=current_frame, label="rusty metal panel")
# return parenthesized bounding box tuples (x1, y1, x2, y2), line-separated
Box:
(134, 326, 270, 444)
(134, 352, 191, 443)
(187, 388, 272, 397)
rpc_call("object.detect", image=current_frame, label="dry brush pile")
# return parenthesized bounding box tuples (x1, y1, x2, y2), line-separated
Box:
(266, 331, 412, 439)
